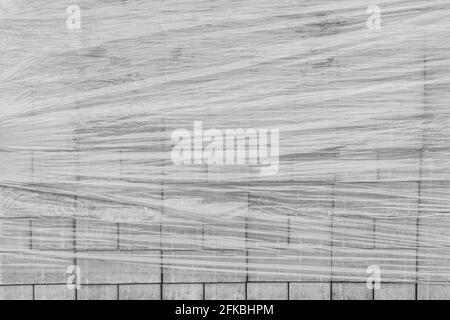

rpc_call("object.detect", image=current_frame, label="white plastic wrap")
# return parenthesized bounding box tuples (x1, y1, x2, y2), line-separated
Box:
(1, 0, 450, 299)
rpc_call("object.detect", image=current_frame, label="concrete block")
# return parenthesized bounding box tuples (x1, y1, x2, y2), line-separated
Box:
(34, 285, 76, 300)
(285, 153, 337, 182)
(418, 247, 450, 282)
(163, 284, 203, 300)
(251, 183, 333, 265)
(375, 182, 418, 249)
(161, 218, 203, 251)
(76, 217, 118, 251)
(248, 247, 331, 282)
(246, 214, 289, 247)
(0, 285, 33, 300)
(377, 149, 420, 181)
(421, 150, 450, 181)
(119, 284, 161, 300)
(335, 151, 378, 182)
(419, 216, 450, 248)
(332, 216, 374, 249)
(0, 152, 32, 188)
(332, 283, 372, 300)
(0, 252, 74, 285)
(332, 183, 374, 249)
(332, 248, 416, 282)
(75, 152, 121, 198)
(374, 283, 415, 300)
(290, 215, 331, 248)
(31, 149, 78, 186)
(334, 182, 418, 249)
(119, 221, 160, 250)
(205, 283, 245, 300)
(334, 182, 418, 218)
(163, 184, 245, 251)
(419, 180, 450, 215)
(32, 217, 74, 250)
(77, 285, 118, 300)
(0, 189, 75, 219)
(375, 217, 417, 249)
(419, 68, 450, 153)
(419, 181, 450, 248)
(0, 218, 30, 250)
(289, 283, 330, 300)
(249, 182, 333, 215)
(78, 250, 161, 284)
(285, 183, 333, 248)
(247, 183, 290, 247)
(163, 250, 246, 283)
(203, 216, 246, 250)
(247, 283, 288, 300)
(418, 283, 450, 300)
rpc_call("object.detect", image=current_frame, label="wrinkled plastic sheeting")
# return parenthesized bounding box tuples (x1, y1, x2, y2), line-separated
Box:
(1, 0, 450, 283)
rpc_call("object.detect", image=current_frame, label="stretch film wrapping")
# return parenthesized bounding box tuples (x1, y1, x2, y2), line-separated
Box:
(1, 0, 450, 296)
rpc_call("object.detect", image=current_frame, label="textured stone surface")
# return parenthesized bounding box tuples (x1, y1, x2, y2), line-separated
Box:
(247, 283, 288, 300)
(205, 283, 246, 300)
(332, 283, 373, 300)
(77, 285, 118, 300)
(289, 283, 330, 300)
(374, 283, 415, 300)
(119, 284, 161, 300)
(163, 284, 203, 300)
(417, 283, 450, 300)
(0, 285, 33, 300)
(77, 250, 161, 284)
(34, 285, 76, 300)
